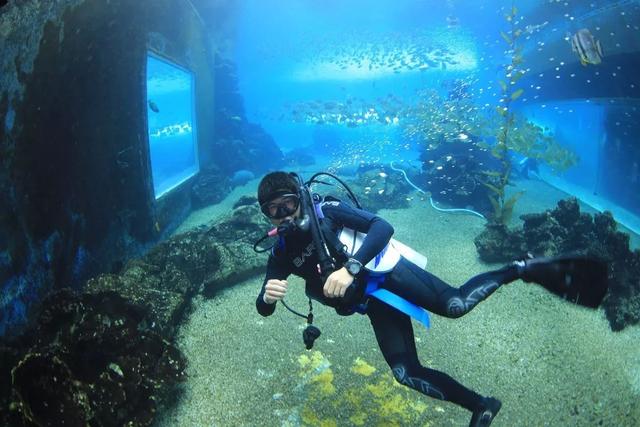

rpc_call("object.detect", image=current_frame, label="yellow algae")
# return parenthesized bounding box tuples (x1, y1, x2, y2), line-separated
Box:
(301, 407, 319, 425)
(410, 400, 428, 414)
(297, 352, 431, 426)
(365, 378, 392, 398)
(349, 411, 368, 425)
(311, 369, 336, 395)
(351, 357, 377, 376)
(298, 353, 311, 370)
(379, 394, 411, 419)
(310, 350, 326, 368)
(298, 350, 327, 371)
(301, 407, 337, 427)
(345, 388, 363, 407)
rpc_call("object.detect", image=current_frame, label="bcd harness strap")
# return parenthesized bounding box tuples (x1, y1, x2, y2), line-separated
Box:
(356, 274, 431, 330)
(317, 205, 431, 331)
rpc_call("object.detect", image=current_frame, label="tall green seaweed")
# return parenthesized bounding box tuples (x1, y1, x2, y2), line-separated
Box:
(403, 2, 578, 224)
(482, 3, 579, 225)
(482, 2, 526, 225)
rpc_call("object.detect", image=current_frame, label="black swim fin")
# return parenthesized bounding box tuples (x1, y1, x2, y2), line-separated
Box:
(520, 255, 609, 308)
(469, 397, 502, 427)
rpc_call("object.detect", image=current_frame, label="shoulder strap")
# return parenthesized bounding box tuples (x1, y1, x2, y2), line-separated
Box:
(319, 219, 348, 262)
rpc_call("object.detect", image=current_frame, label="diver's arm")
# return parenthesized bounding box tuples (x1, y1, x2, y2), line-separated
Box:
(322, 202, 394, 266)
(351, 215, 394, 265)
(256, 255, 291, 317)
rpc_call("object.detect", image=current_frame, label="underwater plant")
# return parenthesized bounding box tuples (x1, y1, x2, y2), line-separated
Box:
(481, 2, 528, 226)
(502, 117, 579, 174)
(401, 4, 579, 223)
(482, 3, 579, 225)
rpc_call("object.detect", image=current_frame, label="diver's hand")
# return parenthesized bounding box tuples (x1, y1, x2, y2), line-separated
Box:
(263, 279, 288, 304)
(323, 268, 354, 298)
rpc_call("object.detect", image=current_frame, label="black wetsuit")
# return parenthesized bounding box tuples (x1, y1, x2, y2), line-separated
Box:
(256, 200, 520, 411)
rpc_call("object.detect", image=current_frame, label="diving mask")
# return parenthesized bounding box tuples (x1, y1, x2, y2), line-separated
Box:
(260, 193, 300, 219)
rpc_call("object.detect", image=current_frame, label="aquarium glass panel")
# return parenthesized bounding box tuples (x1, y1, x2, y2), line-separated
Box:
(146, 53, 198, 199)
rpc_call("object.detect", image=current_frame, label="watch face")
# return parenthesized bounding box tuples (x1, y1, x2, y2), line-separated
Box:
(347, 261, 361, 275)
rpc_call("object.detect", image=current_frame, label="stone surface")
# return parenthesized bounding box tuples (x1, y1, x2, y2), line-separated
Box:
(191, 165, 231, 208)
(2, 289, 187, 427)
(0, 199, 272, 425)
(0, 0, 217, 338)
(474, 197, 640, 331)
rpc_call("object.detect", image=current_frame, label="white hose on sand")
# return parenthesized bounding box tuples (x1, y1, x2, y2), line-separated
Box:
(389, 161, 487, 220)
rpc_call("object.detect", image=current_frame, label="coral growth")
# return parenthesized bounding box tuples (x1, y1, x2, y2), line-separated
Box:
(474, 198, 640, 331)
(338, 167, 411, 213)
(1, 289, 186, 427)
(0, 201, 273, 425)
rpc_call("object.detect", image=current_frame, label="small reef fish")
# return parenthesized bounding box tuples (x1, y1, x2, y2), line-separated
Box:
(148, 100, 160, 113)
(568, 29, 603, 66)
(524, 21, 549, 34)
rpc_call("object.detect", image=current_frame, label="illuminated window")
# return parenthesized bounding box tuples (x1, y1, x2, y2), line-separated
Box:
(146, 53, 199, 199)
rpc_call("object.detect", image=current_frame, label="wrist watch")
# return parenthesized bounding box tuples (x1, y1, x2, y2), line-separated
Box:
(344, 258, 363, 276)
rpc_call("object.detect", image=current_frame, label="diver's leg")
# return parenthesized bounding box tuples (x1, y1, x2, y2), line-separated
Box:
(386, 259, 520, 318)
(366, 298, 485, 411)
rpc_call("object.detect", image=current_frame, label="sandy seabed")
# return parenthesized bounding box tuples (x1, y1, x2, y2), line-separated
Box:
(157, 179, 640, 427)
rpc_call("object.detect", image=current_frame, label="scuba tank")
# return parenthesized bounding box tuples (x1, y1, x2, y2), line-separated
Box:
(253, 171, 431, 347)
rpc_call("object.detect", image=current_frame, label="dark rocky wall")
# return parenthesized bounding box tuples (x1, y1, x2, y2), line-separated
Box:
(0, 0, 216, 338)
(209, 56, 285, 177)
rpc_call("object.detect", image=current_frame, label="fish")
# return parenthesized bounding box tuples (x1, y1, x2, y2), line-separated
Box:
(525, 21, 549, 34)
(148, 100, 160, 113)
(568, 29, 603, 66)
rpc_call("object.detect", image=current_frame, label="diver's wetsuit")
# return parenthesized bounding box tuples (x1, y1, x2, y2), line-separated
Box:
(256, 200, 520, 411)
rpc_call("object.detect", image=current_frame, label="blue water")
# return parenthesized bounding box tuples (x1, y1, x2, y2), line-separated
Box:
(216, 0, 640, 229)
(146, 54, 199, 198)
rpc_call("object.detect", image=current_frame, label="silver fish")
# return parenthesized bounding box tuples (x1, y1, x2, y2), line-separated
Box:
(568, 29, 603, 66)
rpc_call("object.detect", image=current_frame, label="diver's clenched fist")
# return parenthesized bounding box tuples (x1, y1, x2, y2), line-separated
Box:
(263, 279, 288, 304)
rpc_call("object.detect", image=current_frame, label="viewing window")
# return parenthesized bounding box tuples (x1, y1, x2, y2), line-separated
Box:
(146, 53, 199, 199)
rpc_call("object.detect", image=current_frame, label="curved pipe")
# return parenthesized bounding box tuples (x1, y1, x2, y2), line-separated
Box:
(389, 161, 486, 220)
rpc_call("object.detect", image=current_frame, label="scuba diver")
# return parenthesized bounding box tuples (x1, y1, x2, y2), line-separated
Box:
(253, 171, 608, 427)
